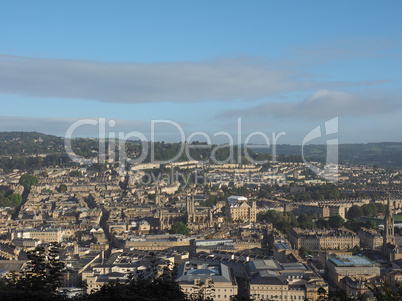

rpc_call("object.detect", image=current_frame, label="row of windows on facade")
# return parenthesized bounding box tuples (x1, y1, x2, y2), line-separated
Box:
(252, 295, 303, 300)
(185, 288, 234, 292)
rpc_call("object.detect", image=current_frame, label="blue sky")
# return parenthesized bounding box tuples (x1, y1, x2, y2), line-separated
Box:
(1, 1, 401, 144)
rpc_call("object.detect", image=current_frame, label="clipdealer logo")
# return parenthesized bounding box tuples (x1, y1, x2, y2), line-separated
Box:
(64, 117, 339, 182)
(302, 117, 339, 182)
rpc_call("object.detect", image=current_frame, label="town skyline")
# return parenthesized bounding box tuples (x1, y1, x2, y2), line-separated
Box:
(3, 2, 402, 299)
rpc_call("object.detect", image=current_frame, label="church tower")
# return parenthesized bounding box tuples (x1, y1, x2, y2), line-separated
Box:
(383, 192, 395, 255)
(186, 193, 195, 224)
(155, 182, 161, 206)
(208, 207, 213, 228)
(159, 209, 163, 231)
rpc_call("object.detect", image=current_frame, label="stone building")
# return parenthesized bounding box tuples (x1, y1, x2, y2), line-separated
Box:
(10, 228, 63, 243)
(325, 254, 380, 292)
(358, 227, 382, 251)
(247, 259, 327, 301)
(176, 261, 238, 301)
(225, 197, 257, 222)
(124, 235, 192, 251)
(289, 228, 359, 251)
(159, 193, 212, 232)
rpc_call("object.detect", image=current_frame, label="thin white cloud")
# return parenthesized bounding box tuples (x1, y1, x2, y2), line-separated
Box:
(288, 38, 400, 65)
(0, 55, 387, 104)
(218, 90, 402, 120)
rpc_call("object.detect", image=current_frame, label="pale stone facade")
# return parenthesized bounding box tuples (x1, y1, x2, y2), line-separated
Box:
(226, 200, 257, 222)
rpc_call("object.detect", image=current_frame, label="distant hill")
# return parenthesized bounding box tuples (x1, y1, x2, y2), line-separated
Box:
(0, 131, 64, 156)
(251, 143, 402, 168)
(1, 132, 402, 169)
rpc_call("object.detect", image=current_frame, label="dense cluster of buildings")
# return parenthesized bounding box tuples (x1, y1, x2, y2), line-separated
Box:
(0, 160, 401, 300)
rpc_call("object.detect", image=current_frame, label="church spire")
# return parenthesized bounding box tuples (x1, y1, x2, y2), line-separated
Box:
(383, 191, 395, 256)
(387, 191, 392, 214)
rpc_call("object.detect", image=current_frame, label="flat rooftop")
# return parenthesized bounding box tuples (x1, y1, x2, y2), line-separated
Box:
(176, 261, 233, 284)
(329, 255, 376, 267)
(274, 243, 291, 250)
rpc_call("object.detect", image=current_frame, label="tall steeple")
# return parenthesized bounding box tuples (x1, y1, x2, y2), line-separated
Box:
(383, 192, 395, 255)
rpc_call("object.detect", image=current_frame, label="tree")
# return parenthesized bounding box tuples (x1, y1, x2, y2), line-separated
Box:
(298, 214, 312, 225)
(3, 242, 65, 300)
(299, 246, 309, 257)
(69, 170, 83, 177)
(317, 287, 327, 301)
(87, 163, 105, 172)
(361, 203, 385, 218)
(0, 193, 22, 208)
(59, 184, 67, 193)
(257, 210, 298, 234)
(204, 234, 213, 239)
(171, 222, 190, 235)
(298, 214, 316, 229)
(348, 205, 363, 219)
(368, 280, 402, 301)
(19, 174, 38, 191)
(315, 217, 329, 229)
(87, 263, 188, 301)
(46, 242, 65, 291)
(189, 279, 215, 301)
(329, 215, 345, 228)
(365, 220, 378, 230)
(351, 245, 361, 255)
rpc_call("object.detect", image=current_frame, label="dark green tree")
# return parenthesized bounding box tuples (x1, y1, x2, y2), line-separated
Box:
(368, 280, 402, 301)
(87, 264, 188, 301)
(2, 242, 65, 300)
(19, 174, 38, 191)
(348, 205, 363, 219)
(0, 193, 22, 208)
(69, 170, 83, 177)
(299, 246, 310, 257)
(59, 184, 67, 193)
(329, 215, 345, 228)
(298, 214, 316, 229)
(365, 220, 378, 230)
(315, 217, 330, 229)
(171, 222, 190, 235)
(351, 245, 361, 255)
(317, 286, 327, 301)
